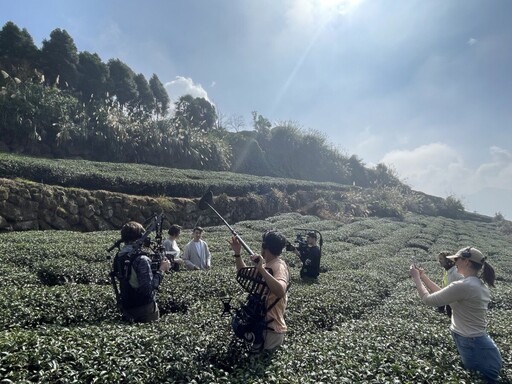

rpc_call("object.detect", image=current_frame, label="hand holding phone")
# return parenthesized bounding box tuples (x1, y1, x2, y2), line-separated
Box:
(411, 255, 418, 267)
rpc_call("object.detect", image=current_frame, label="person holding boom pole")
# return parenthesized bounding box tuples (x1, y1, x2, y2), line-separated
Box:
(197, 188, 290, 353)
(230, 230, 290, 353)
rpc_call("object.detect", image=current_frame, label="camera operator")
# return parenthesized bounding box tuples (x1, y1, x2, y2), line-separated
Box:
(292, 232, 321, 281)
(230, 230, 290, 353)
(118, 221, 170, 323)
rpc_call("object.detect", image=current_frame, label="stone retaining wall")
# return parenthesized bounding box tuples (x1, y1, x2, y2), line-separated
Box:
(0, 178, 323, 232)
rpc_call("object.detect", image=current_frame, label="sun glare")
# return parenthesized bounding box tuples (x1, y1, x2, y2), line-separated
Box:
(316, 0, 363, 16)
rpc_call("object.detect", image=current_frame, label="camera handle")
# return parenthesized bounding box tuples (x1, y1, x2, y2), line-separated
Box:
(107, 238, 123, 253)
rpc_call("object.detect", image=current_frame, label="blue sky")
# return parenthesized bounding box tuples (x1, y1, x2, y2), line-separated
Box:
(3, 0, 512, 218)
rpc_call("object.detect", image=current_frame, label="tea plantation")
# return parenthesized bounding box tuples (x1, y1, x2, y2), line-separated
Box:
(1, 212, 511, 383)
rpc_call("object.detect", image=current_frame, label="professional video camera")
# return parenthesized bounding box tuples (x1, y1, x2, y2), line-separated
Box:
(107, 213, 169, 273)
(285, 233, 307, 252)
(142, 218, 167, 274)
(285, 228, 322, 253)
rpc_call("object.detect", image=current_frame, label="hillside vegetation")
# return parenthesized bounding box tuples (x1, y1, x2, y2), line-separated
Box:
(1, 152, 496, 234)
(0, 212, 511, 383)
(1, 21, 406, 191)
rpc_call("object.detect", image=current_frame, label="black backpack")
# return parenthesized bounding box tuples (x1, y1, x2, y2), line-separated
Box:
(110, 248, 148, 309)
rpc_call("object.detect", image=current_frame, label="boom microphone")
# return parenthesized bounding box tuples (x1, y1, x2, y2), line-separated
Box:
(197, 187, 256, 256)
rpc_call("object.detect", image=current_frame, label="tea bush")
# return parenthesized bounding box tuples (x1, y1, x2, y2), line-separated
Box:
(0, 212, 510, 383)
(0, 152, 349, 198)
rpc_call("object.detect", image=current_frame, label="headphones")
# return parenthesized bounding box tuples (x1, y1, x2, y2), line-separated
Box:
(460, 246, 486, 264)
(460, 247, 472, 259)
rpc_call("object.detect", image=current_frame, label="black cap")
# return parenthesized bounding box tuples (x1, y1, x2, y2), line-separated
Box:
(307, 231, 317, 239)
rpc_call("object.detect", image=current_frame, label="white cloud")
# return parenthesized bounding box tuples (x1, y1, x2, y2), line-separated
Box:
(352, 126, 383, 165)
(380, 143, 468, 197)
(164, 76, 210, 103)
(474, 146, 512, 190)
(467, 37, 477, 46)
(380, 144, 512, 217)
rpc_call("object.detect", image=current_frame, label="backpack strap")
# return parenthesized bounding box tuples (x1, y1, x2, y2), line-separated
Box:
(266, 280, 291, 312)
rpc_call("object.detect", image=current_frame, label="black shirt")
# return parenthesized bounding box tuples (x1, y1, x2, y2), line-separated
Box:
(299, 245, 321, 279)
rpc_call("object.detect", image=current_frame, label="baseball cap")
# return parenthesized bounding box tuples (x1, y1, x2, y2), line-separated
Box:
(446, 247, 486, 265)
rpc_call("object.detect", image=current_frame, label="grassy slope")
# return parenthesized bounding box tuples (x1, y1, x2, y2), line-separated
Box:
(0, 212, 510, 383)
(0, 152, 352, 198)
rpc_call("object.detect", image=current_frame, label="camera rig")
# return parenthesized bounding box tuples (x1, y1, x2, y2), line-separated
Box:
(108, 212, 169, 272)
(198, 188, 279, 353)
(108, 213, 171, 310)
(286, 228, 323, 253)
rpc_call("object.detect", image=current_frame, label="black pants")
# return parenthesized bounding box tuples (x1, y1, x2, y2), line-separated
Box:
(437, 305, 452, 317)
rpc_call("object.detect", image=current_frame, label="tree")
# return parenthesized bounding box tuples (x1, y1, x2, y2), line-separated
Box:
(173, 94, 217, 132)
(0, 21, 39, 81)
(371, 163, 404, 188)
(348, 155, 369, 187)
(149, 74, 169, 117)
(222, 113, 245, 132)
(226, 131, 271, 175)
(76, 51, 109, 101)
(264, 124, 302, 178)
(0, 78, 84, 153)
(107, 59, 138, 106)
(252, 111, 271, 136)
(133, 73, 155, 113)
(40, 28, 79, 89)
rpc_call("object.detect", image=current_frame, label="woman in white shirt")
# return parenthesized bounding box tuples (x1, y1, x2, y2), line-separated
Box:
(163, 224, 184, 271)
(410, 246, 502, 383)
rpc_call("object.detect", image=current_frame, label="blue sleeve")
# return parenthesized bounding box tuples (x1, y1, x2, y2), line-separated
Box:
(134, 256, 163, 297)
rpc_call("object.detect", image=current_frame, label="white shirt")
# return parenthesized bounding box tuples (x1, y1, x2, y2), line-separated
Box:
(421, 276, 490, 337)
(183, 239, 211, 270)
(163, 238, 180, 259)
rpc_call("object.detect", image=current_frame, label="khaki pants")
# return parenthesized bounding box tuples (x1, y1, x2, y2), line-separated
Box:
(263, 330, 285, 351)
